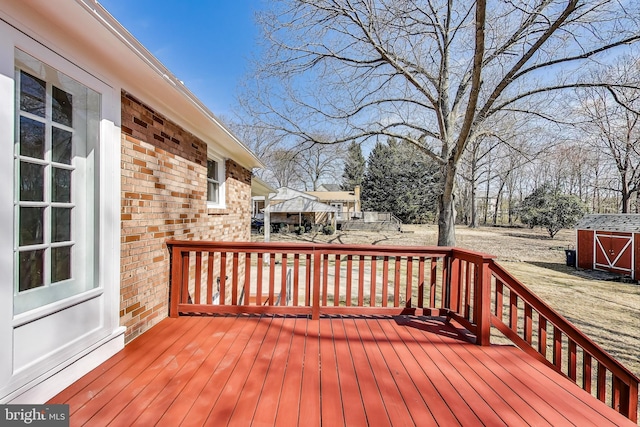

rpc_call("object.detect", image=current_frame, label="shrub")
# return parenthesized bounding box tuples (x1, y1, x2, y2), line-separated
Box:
(322, 224, 335, 235)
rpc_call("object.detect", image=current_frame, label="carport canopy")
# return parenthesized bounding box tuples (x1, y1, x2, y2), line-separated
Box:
(263, 196, 337, 241)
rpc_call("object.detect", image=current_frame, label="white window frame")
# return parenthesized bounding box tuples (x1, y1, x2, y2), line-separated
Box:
(13, 49, 99, 315)
(206, 154, 225, 209)
(331, 203, 343, 220)
(0, 20, 123, 402)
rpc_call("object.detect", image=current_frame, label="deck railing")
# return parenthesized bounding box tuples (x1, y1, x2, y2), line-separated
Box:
(167, 240, 638, 422)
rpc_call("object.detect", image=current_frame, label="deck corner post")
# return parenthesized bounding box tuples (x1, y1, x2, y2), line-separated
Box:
(169, 244, 181, 318)
(475, 258, 492, 346)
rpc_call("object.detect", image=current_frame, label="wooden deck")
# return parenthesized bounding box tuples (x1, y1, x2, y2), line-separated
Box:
(50, 315, 635, 426)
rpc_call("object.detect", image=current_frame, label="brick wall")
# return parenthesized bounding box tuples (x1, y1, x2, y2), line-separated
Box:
(120, 91, 252, 343)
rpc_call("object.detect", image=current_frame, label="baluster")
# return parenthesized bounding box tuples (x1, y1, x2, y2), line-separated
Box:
(430, 258, 437, 308)
(358, 255, 365, 306)
(494, 279, 503, 320)
(524, 304, 533, 345)
(322, 253, 329, 306)
(568, 340, 577, 381)
(597, 361, 607, 403)
(219, 252, 227, 305)
(345, 255, 353, 307)
(268, 253, 275, 306)
(181, 251, 189, 305)
(293, 253, 300, 306)
(464, 261, 472, 319)
(553, 327, 562, 369)
(305, 253, 312, 306)
(256, 252, 263, 306)
(405, 257, 413, 308)
(370, 256, 377, 307)
(243, 252, 250, 306)
(583, 353, 592, 393)
(418, 257, 425, 309)
(382, 256, 389, 307)
(280, 253, 288, 306)
(232, 252, 239, 305)
(509, 292, 518, 332)
(207, 252, 214, 304)
(194, 251, 202, 304)
(394, 257, 401, 307)
(538, 317, 547, 358)
(334, 254, 341, 307)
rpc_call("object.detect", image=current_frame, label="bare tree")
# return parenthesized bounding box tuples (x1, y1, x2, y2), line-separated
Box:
(575, 55, 640, 213)
(243, 0, 640, 245)
(295, 141, 346, 190)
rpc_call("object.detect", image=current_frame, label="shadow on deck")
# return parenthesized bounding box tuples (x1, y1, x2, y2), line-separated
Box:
(50, 314, 636, 426)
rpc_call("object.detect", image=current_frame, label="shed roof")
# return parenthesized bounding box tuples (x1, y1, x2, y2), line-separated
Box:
(575, 214, 640, 232)
(267, 197, 337, 213)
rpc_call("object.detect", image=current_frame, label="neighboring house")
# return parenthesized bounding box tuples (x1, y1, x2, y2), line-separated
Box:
(307, 185, 361, 223)
(0, 0, 262, 403)
(262, 187, 336, 231)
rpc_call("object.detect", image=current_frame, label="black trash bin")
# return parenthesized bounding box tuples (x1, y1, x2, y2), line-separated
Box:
(565, 249, 576, 267)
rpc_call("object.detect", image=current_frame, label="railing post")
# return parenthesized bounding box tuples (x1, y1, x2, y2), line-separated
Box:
(169, 244, 181, 318)
(312, 247, 321, 320)
(475, 257, 492, 346)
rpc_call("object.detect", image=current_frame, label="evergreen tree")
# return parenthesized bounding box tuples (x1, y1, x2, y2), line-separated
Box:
(362, 139, 439, 224)
(341, 141, 366, 191)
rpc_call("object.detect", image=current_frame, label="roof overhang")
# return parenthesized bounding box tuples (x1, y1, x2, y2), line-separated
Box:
(251, 176, 276, 198)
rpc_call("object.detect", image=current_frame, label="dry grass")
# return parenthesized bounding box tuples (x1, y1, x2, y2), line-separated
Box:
(256, 224, 640, 381)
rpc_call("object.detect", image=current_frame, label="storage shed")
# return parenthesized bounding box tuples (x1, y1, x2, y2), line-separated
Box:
(575, 214, 640, 280)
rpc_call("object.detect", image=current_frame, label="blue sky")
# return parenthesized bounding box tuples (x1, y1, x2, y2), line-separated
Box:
(98, 0, 264, 117)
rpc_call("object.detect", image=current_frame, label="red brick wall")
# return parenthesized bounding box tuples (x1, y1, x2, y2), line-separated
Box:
(120, 91, 252, 343)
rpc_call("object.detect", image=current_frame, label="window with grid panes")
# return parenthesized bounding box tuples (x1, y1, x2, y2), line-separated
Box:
(14, 50, 99, 314)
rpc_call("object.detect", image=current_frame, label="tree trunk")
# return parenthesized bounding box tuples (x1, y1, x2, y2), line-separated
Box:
(438, 163, 457, 246)
(470, 182, 478, 228)
(621, 177, 630, 213)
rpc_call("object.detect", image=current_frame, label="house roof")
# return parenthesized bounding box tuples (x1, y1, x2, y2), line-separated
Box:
(317, 183, 342, 191)
(307, 191, 359, 203)
(267, 196, 337, 213)
(271, 187, 318, 202)
(2, 0, 263, 170)
(575, 214, 640, 232)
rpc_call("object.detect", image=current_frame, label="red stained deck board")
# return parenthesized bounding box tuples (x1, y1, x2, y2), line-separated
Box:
(297, 319, 321, 427)
(341, 317, 392, 426)
(179, 316, 265, 426)
(273, 318, 307, 426)
(155, 315, 246, 425)
(124, 316, 237, 426)
(374, 319, 460, 426)
(355, 317, 415, 425)
(329, 318, 370, 427)
(49, 315, 637, 427)
(65, 316, 208, 425)
(229, 316, 286, 426)
(317, 317, 346, 427)
(366, 319, 440, 425)
(401, 318, 517, 426)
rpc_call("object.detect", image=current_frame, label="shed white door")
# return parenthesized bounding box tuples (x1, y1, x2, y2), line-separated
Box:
(594, 232, 634, 275)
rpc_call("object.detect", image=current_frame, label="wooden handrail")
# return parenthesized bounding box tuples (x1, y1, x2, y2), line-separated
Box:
(489, 260, 639, 422)
(166, 240, 638, 422)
